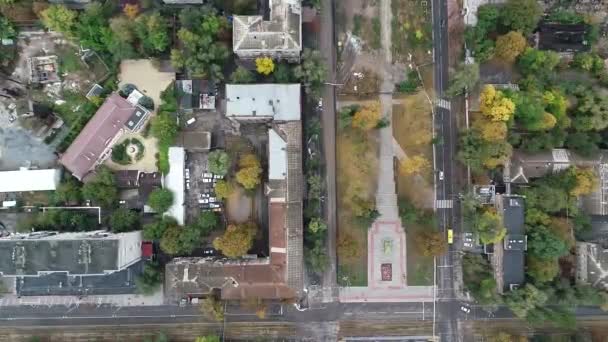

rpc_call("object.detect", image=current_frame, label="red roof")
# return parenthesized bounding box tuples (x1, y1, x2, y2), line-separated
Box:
(59, 94, 136, 180)
(141, 241, 153, 258)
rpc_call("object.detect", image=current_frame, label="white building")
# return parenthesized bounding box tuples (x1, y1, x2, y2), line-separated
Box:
(164, 147, 185, 225)
(0, 168, 61, 193)
(225, 84, 301, 121)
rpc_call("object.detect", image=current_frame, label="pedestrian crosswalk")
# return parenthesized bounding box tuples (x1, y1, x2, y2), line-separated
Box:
(436, 98, 451, 110)
(436, 199, 453, 208)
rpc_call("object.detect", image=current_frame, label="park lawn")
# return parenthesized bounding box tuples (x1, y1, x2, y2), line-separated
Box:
(393, 92, 435, 286)
(336, 124, 379, 287)
(405, 223, 434, 286)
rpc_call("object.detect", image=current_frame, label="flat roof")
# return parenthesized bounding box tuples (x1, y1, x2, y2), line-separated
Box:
(0, 168, 60, 193)
(502, 196, 525, 289)
(225, 84, 301, 121)
(164, 147, 185, 225)
(268, 129, 287, 180)
(0, 231, 142, 276)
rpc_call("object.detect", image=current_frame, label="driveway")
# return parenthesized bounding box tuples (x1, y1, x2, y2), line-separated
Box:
(119, 60, 175, 110)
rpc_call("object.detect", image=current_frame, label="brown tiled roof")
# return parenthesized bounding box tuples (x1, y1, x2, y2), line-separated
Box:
(59, 94, 136, 180)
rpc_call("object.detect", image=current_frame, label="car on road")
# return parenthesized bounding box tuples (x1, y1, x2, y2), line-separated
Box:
(460, 305, 471, 314)
(202, 247, 217, 257)
(447, 229, 453, 244)
(438, 171, 444, 181)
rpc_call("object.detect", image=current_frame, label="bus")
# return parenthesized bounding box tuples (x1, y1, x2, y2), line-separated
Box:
(447, 229, 454, 244)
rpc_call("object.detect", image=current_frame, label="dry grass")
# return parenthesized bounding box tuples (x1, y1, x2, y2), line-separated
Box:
(336, 128, 379, 286)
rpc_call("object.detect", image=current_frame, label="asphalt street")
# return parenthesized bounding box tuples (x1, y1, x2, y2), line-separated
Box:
(320, 0, 338, 292)
(431, 0, 461, 340)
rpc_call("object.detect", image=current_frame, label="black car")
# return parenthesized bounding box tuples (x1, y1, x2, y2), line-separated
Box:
(202, 247, 217, 257)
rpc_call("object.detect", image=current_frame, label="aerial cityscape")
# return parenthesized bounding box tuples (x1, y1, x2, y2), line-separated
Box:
(1, 0, 608, 341)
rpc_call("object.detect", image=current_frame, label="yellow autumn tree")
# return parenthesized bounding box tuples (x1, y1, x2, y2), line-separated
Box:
(495, 31, 527, 62)
(400, 155, 430, 175)
(538, 112, 557, 130)
(255, 57, 275, 75)
(571, 168, 599, 196)
(479, 121, 507, 142)
(214, 180, 234, 200)
(352, 102, 382, 130)
(213, 222, 257, 258)
(479, 85, 515, 122)
(236, 154, 262, 190)
(123, 3, 139, 20)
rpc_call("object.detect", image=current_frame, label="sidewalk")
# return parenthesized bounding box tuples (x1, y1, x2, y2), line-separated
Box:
(0, 289, 164, 307)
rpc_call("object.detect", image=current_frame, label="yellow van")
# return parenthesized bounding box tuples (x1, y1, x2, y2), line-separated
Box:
(447, 229, 454, 244)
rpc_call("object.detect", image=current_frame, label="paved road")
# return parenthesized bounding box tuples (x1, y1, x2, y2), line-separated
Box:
(320, 0, 338, 294)
(431, 0, 461, 340)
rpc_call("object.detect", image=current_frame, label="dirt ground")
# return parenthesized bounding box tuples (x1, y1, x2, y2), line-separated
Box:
(105, 132, 159, 173)
(226, 186, 252, 223)
(118, 59, 175, 110)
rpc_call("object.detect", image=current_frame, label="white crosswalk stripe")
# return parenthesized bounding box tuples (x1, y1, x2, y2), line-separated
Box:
(436, 98, 451, 110)
(436, 199, 453, 208)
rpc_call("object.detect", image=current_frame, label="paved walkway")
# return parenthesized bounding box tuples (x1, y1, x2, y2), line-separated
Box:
(0, 289, 164, 307)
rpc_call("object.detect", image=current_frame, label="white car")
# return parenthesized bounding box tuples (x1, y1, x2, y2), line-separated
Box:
(438, 171, 444, 181)
(460, 306, 471, 314)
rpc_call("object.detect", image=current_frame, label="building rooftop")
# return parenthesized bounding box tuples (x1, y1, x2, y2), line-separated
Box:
(502, 196, 525, 291)
(0, 168, 61, 193)
(538, 22, 590, 53)
(225, 84, 301, 121)
(59, 94, 145, 181)
(0, 231, 142, 276)
(268, 128, 287, 180)
(233, 0, 302, 57)
(164, 147, 185, 225)
(577, 241, 608, 290)
(180, 131, 211, 152)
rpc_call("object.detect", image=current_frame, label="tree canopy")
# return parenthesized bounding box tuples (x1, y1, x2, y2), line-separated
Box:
(109, 208, 141, 232)
(81, 166, 118, 207)
(500, 0, 542, 34)
(495, 31, 527, 62)
(293, 48, 327, 98)
(147, 188, 174, 214)
(170, 6, 230, 79)
(213, 222, 257, 258)
(208, 150, 231, 176)
(255, 57, 274, 75)
(235, 153, 262, 190)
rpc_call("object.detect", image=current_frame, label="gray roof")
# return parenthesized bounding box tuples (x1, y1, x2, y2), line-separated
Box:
(225, 84, 301, 121)
(502, 196, 525, 290)
(233, 0, 302, 56)
(576, 242, 608, 290)
(0, 231, 142, 276)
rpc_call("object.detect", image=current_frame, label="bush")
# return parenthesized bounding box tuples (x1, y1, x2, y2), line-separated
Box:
(138, 96, 154, 110)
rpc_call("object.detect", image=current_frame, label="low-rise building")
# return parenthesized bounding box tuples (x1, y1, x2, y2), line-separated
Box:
(233, 0, 302, 62)
(577, 241, 608, 290)
(165, 84, 303, 302)
(538, 23, 590, 53)
(0, 168, 61, 193)
(28, 55, 59, 84)
(164, 147, 185, 224)
(0, 231, 144, 296)
(59, 94, 150, 181)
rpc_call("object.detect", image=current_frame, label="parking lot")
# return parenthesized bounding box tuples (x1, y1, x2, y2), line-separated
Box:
(184, 152, 224, 224)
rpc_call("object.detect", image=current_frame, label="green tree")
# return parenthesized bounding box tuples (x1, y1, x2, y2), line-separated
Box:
(462, 253, 501, 306)
(147, 188, 174, 213)
(230, 66, 255, 84)
(195, 336, 220, 342)
(273, 63, 293, 83)
(305, 242, 328, 274)
(40, 5, 77, 35)
(143, 216, 177, 240)
(527, 226, 569, 260)
(307, 174, 323, 199)
(160, 225, 183, 255)
(109, 208, 141, 232)
(495, 31, 527, 62)
(527, 256, 559, 283)
(446, 63, 480, 97)
(109, 16, 135, 43)
(508, 90, 546, 130)
(150, 112, 178, 145)
(170, 7, 230, 79)
(517, 48, 560, 77)
(134, 12, 170, 54)
(504, 283, 548, 318)
(200, 295, 224, 321)
(458, 129, 512, 171)
(135, 262, 163, 295)
(81, 166, 118, 207)
(192, 211, 220, 236)
(53, 178, 82, 205)
(474, 210, 507, 244)
(208, 150, 231, 176)
(293, 48, 327, 98)
(307, 217, 327, 235)
(500, 0, 542, 34)
(571, 89, 608, 131)
(565, 131, 600, 157)
(213, 222, 257, 258)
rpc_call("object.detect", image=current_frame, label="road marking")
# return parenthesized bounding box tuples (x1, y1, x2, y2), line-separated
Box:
(436, 199, 453, 208)
(436, 98, 451, 110)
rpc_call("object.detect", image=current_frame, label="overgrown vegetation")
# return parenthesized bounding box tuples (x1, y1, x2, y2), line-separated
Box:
(151, 83, 179, 174)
